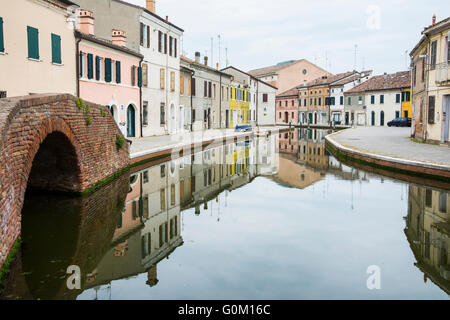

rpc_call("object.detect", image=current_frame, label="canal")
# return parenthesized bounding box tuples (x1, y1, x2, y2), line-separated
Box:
(1, 129, 449, 300)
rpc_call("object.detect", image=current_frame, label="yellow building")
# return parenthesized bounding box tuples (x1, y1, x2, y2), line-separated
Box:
(229, 85, 250, 128)
(401, 89, 412, 119)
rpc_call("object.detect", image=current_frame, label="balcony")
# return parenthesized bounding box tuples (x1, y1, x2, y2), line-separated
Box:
(434, 62, 450, 86)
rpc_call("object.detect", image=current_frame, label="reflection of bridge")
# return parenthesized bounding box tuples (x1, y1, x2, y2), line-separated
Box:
(0, 94, 130, 270)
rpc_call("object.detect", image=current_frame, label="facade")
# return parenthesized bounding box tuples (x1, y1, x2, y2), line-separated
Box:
(276, 87, 298, 124)
(76, 10, 143, 138)
(180, 54, 232, 131)
(222, 66, 277, 127)
(297, 71, 370, 125)
(248, 59, 330, 95)
(344, 71, 411, 126)
(71, 0, 184, 136)
(410, 16, 450, 144)
(401, 88, 412, 119)
(0, 0, 77, 98)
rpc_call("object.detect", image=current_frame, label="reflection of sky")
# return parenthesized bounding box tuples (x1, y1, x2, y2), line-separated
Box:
(79, 173, 449, 300)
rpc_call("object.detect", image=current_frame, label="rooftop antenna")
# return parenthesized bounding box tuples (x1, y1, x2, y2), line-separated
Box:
(218, 34, 221, 69)
(325, 50, 328, 71)
(354, 44, 358, 70)
(404, 50, 408, 69)
(225, 47, 229, 67)
(211, 37, 214, 68)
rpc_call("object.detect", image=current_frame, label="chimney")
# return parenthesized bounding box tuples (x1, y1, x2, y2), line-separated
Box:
(166, 16, 169, 22)
(146, 0, 155, 13)
(216, 62, 219, 70)
(78, 10, 95, 35)
(204, 56, 208, 66)
(195, 52, 201, 63)
(112, 29, 126, 47)
(432, 14, 436, 25)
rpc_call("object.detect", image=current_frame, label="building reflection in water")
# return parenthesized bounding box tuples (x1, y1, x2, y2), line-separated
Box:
(83, 134, 279, 298)
(406, 185, 450, 294)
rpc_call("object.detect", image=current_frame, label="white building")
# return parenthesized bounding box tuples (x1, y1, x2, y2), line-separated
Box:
(344, 71, 411, 126)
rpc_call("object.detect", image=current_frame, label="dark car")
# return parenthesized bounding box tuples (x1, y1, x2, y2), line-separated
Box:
(387, 117, 411, 127)
(235, 124, 252, 132)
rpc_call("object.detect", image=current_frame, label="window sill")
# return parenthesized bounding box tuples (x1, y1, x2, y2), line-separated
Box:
(0, 51, 6, 55)
(28, 57, 42, 62)
(52, 62, 64, 66)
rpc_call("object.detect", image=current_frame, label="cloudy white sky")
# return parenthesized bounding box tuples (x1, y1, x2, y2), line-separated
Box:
(125, 0, 449, 75)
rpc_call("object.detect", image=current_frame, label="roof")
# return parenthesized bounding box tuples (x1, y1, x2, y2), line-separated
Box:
(75, 31, 143, 59)
(248, 60, 301, 77)
(181, 56, 232, 77)
(112, 0, 184, 33)
(345, 71, 411, 94)
(303, 71, 356, 88)
(276, 86, 299, 98)
(221, 66, 278, 90)
(331, 70, 373, 86)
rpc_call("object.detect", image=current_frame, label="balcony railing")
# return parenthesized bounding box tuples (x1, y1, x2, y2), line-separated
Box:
(434, 62, 450, 85)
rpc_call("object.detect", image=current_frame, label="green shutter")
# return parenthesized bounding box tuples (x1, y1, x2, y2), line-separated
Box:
(105, 58, 112, 82)
(138, 66, 142, 87)
(0, 17, 4, 53)
(87, 53, 93, 79)
(95, 56, 100, 80)
(116, 61, 121, 83)
(51, 33, 61, 64)
(27, 26, 39, 59)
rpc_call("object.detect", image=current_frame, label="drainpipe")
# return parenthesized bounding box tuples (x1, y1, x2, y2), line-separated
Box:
(424, 34, 430, 141)
(219, 73, 222, 129)
(190, 69, 195, 132)
(256, 80, 259, 127)
(76, 38, 81, 97)
(139, 56, 143, 138)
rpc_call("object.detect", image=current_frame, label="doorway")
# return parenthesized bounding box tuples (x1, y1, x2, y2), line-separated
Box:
(127, 105, 136, 137)
(442, 95, 449, 143)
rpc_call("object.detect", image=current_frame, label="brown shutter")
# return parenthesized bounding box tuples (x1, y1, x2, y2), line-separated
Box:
(142, 63, 148, 87)
(160, 68, 165, 89)
(140, 23, 144, 46)
(174, 39, 177, 58)
(192, 78, 196, 96)
(164, 34, 167, 54)
(170, 72, 175, 91)
(147, 26, 150, 48)
(158, 31, 162, 52)
(180, 76, 184, 95)
(428, 95, 435, 124)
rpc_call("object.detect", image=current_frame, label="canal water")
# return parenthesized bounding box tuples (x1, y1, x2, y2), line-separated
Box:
(1, 129, 449, 300)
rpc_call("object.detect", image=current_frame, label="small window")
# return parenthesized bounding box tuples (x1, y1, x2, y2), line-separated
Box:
(396, 94, 400, 103)
(51, 33, 61, 64)
(380, 95, 384, 104)
(160, 164, 166, 178)
(143, 171, 149, 183)
(428, 96, 435, 124)
(263, 93, 268, 102)
(143, 101, 148, 126)
(160, 102, 166, 125)
(27, 26, 39, 60)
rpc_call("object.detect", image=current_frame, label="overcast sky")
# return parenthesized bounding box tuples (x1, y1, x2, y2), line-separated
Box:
(125, 0, 449, 76)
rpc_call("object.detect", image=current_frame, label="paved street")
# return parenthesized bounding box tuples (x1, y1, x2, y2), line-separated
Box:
(329, 127, 450, 166)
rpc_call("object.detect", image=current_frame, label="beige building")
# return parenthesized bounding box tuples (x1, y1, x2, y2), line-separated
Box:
(248, 59, 330, 95)
(410, 15, 450, 144)
(0, 0, 77, 98)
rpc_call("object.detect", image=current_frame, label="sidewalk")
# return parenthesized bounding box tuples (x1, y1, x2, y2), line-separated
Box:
(326, 127, 450, 180)
(129, 126, 284, 163)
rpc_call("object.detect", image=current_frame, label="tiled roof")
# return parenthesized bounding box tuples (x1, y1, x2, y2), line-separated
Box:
(331, 70, 373, 86)
(181, 56, 232, 77)
(75, 31, 143, 58)
(345, 71, 411, 94)
(303, 71, 357, 88)
(221, 66, 278, 90)
(277, 86, 299, 98)
(248, 60, 303, 77)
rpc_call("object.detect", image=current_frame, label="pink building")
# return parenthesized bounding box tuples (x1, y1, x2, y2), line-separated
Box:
(76, 10, 143, 138)
(276, 87, 298, 124)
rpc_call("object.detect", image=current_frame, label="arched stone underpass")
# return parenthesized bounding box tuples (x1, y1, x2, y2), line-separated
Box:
(0, 94, 130, 271)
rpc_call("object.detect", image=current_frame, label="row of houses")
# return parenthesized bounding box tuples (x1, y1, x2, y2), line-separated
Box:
(275, 69, 413, 127)
(0, 0, 277, 139)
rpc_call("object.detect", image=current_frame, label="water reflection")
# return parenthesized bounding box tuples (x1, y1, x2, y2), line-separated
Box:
(2, 129, 450, 299)
(406, 185, 450, 293)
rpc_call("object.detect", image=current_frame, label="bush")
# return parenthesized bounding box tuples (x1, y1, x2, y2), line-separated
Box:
(116, 134, 125, 150)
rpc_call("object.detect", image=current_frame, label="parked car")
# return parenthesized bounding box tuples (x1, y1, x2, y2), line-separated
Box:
(235, 124, 252, 132)
(387, 117, 411, 127)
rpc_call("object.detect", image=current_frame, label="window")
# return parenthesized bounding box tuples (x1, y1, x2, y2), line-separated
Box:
(131, 66, 136, 86)
(146, 25, 150, 48)
(428, 95, 435, 124)
(160, 189, 165, 211)
(143, 171, 149, 183)
(87, 53, 94, 79)
(164, 33, 167, 54)
(138, 66, 142, 87)
(318, 98, 321, 106)
(180, 76, 184, 94)
(0, 91, 6, 98)
(347, 97, 351, 105)
(263, 93, 268, 102)
(170, 71, 175, 91)
(169, 36, 173, 56)
(430, 40, 437, 70)
(171, 184, 175, 206)
(439, 192, 447, 213)
(0, 17, 4, 53)
(191, 78, 196, 96)
(340, 96, 343, 105)
(396, 94, 400, 103)
(105, 58, 112, 82)
(95, 56, 101, 81)
(143, 101, 148, 126)
(160, 164, 166, 178)
(204, 81, 207, 97)
(174, 38, 177, 58)
(208, 82, 212, 98)
(158, 31, 162, 52)
(425, 189, 432, 207)
(140, 23, 144, 46)
(160, 103, 165, 125)
(380, 95, 384, 104)
(142, 63, 148, 87)
(27, 26, 39, 60)
(115, 61, 121, 83)
(51, 33, 61, 64)
(160, 68, 165, 89)
(380, 111, 385, 126)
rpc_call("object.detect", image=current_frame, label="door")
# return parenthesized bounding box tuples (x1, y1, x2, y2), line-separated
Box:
(345, 112, 349, 125)
(371, 111, 375, 126)
(380, 111, 385, 126)
(127, 105, 135, 137)
(284, 112, 289, 123)
(309, 113, 313, 124)
(226, 110, 229, 128)
(443, 96, 449, 142)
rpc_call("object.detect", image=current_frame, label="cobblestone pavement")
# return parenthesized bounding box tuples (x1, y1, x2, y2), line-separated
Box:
(329, 127, 450, 166)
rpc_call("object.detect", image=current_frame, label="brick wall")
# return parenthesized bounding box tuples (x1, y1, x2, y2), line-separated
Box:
(0, 94, 130, 270)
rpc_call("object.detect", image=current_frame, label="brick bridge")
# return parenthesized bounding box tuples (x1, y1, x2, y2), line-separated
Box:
(0, 94, 130, 271)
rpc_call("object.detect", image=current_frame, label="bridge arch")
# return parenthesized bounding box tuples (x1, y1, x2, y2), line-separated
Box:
(0, 94, 130, 270)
